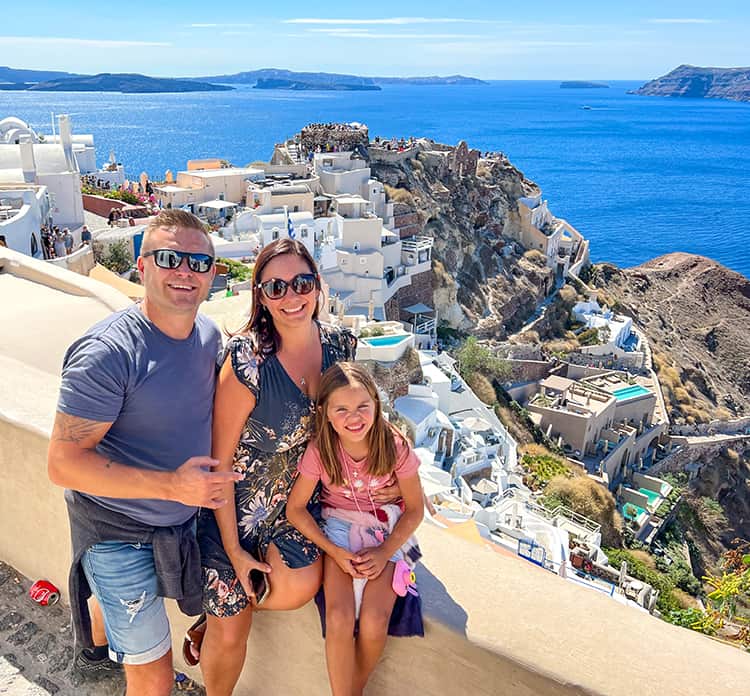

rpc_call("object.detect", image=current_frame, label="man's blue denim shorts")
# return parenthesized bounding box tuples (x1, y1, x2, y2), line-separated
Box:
(81, 541, 171, 665)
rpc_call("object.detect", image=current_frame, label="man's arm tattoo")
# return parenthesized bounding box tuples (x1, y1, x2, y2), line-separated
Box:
(51, 413, 108, 445)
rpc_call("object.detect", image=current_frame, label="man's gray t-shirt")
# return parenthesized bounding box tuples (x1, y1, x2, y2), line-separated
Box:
(57, 304, 222, 526)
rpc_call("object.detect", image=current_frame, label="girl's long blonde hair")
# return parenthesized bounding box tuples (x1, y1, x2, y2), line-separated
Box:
(315, 362, 403, 487)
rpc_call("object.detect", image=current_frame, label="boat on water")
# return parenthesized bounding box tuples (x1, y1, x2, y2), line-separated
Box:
(581, 105, 592, 110)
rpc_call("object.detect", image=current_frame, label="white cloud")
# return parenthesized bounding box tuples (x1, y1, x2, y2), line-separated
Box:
(189, 23, 254, 28)
(304, 29, 479, 40)
(0, 36, 170, 48)
(646, 18, 719, 25)
(284, 17, 484, 25)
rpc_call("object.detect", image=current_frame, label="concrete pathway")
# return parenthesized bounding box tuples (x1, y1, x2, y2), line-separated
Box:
(0, 562, 203, 695)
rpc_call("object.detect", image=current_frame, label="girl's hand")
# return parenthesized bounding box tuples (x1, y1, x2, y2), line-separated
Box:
(228, 547, 272, 604)
(354, 547, 390, 580)
(332, 546, 365, 578)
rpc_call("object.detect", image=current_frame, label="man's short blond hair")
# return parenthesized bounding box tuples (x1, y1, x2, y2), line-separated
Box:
(142, 209, 215, 256)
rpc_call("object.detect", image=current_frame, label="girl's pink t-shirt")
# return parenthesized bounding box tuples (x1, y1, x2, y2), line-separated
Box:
(297, 436, 419, 512)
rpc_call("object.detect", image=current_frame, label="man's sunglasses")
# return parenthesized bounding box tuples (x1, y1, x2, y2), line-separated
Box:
(143, 249, 214, 273)
(256, 272, 318, 300)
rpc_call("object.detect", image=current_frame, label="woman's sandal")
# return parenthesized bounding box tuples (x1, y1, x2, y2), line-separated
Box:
(182, 613, 207, 666)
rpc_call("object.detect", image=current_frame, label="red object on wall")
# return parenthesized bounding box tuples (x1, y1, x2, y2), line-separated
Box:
(29, 580, 60, 606)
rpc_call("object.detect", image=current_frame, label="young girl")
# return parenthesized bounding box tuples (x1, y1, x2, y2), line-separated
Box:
(287, 362, 424, 696)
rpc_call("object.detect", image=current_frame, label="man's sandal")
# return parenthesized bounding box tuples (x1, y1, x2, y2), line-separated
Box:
(182, 614, 207, 666)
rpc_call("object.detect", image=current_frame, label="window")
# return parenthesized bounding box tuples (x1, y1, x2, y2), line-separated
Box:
(272, 228, 279, 240)
(360, 258, 367, 265)
(353, 242, 360, 251)
(301, 227, 308, 238)
(30, 233, 39, 257)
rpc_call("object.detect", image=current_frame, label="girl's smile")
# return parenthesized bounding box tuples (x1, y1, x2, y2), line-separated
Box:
(326, 383, 376, 455)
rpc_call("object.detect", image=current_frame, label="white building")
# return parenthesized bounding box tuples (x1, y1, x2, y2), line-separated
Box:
(0, 184, 50, 258)
(321, 194, 432, 321)
(155, 166, 262, 210)
(0, 115, 85, 232)
(313, 152, 394, 228)
(572, 299, 640, 356)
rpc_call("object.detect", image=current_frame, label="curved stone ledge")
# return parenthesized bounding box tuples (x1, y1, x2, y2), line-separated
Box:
(1, 415, 748, 695)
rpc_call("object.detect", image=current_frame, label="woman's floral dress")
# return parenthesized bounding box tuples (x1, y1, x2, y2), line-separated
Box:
(198, 322, 356, 617)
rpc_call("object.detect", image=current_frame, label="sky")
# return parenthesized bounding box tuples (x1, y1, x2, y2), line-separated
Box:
(2, 1, 748, 80)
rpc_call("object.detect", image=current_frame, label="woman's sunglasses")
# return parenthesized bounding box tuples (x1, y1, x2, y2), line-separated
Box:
(143, 249, 214, 273)
(256, 272, 318, 300)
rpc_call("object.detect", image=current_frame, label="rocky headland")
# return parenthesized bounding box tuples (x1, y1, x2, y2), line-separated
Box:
(584, 253, 750, 421)
(630, 64, 750, 103)
(369, 143, 556, 338)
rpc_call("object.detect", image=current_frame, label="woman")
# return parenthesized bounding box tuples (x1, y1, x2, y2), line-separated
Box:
(196, 239, 363, 695)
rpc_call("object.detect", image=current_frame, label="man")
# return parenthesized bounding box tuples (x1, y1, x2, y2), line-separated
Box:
(63, 227, 74, 255)
(80, 225, 92, 246)
(48, 209, 241, 696)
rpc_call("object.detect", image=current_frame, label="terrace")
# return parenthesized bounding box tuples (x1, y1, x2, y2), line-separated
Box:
(1, 249, 747, 695)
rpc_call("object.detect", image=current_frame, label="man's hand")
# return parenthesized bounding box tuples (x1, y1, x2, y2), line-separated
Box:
(169, 457, 243, 508)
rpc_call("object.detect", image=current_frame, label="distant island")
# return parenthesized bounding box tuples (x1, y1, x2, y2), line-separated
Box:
(0, 66, 78, 83)
(630, 64, 750, 103)
(372, 75, 485, 85)
(254, 77, 380, 92)
(26, 73, 234, 94)
(560, 81, 609, 89)
(191, 68, 485, 88)
(0, 65, 485, 93)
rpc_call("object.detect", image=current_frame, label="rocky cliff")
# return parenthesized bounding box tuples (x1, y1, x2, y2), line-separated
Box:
(589, 253, 750, 421)
(631, 64, 750, 103)
(370, 143, 554, 338)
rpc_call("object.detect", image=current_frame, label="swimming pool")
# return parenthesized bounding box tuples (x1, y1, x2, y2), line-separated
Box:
(620, 501, 648, 522)
(612, 384, 652, 401)
(638, 487, 662, 507)
(361, 334, 410, 347)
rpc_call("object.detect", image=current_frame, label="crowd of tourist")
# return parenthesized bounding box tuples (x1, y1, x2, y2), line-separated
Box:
(81, 174, 114, 191)
(38, 224, 91, 259)
(299, 122, 370, 158)
(371, 135, 418, 152)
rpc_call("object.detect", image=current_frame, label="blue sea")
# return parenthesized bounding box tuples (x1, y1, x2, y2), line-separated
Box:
(3, 81, 749, 277)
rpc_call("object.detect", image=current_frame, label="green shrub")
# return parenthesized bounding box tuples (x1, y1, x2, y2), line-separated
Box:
(455, 337, 509, 381)
(522, 452, 571, 488)
(217, 257, 253, 282)
(359, 326, 385, 338)
(97, 240, 133, 274)
(577, 327, 600, 346)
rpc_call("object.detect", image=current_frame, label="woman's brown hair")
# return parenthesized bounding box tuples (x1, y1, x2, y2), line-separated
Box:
(314, 362, 404, 487)
(236, 238, 320, 354)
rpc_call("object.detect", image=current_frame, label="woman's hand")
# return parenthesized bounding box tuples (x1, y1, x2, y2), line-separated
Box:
(331, 546, 365, 579)
(354, 547, 391, 580)
(228, 547, 272, 605)
(370, 479, 402, 506)
(332, 546, 366, 578)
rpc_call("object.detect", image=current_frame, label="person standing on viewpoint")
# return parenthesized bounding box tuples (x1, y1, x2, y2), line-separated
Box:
(48, 209, 241, 696)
